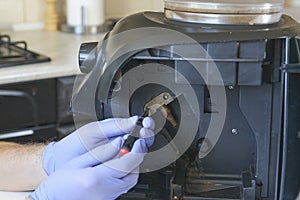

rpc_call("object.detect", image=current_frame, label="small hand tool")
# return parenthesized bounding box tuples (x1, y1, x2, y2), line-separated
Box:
(119, 92, 177, 156)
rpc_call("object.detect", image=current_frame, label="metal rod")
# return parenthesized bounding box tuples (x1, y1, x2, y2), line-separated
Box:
(0, 130, 34, 140)
(132, 55, 264, 62)
(279, 37, 290, 200)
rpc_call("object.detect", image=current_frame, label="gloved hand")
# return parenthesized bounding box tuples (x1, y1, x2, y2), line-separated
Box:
(43, 116, 155, 175)
(29, 139, 147, 200)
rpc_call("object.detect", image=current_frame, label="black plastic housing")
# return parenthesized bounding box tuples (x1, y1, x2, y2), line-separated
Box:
(76, 12, 300, 200)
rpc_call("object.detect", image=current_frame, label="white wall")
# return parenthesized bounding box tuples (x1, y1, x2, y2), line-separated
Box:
(0, 0, 45, 24)
(0, 0, 164, 25)
(287, 0, 300, 6)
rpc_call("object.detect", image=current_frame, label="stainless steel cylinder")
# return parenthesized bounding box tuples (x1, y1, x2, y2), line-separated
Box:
(164, 0, 284, 25)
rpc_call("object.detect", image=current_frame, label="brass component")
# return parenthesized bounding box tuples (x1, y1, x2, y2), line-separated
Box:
(144, 92, 177, 127)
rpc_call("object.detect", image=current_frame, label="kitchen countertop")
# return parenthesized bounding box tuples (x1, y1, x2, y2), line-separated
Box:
(0, 30, 105, 85)
(0, 191, 30, 200)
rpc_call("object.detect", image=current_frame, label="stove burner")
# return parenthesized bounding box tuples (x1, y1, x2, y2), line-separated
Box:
(0, 33, 51, 68)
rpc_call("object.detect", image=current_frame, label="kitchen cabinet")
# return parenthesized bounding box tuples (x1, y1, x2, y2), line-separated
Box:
(0, 76, 78, 143)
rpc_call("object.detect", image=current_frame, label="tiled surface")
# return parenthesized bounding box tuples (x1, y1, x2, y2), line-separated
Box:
(151, 0, 164, 11)
(126, 0, 153, 14)
(24, 0, 45, 23)
(0, 0, 24, 24)
(104, 0, 163, 18)
(0, 0, 164, 25)
(104, 0, 127, 18)
(287, 0, 300, 6)
(0, 0, 45, 24)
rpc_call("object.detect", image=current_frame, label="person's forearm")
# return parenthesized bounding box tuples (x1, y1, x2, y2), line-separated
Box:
(0, 142, 47, 191)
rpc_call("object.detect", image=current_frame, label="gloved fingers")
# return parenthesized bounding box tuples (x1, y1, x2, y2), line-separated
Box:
(131, 139, 147, 153)
(121, 172, 139, 188)
(96, 116, 139, 138)
(95, 139, 146, 179)
(139, 128, 155, 147)
(124, 117, 155, 147)
(76, 116, 138, 149)
(67, 137, 124, 168)
(142, 117, 155, 130)
(88, 137, 124, 164)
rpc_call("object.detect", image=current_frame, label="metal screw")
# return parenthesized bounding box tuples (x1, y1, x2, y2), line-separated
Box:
(228, 85, 234, 90)
(163, 94, 169, 100)
(231, 129, 238, 135)
(112, 80, 121, 92)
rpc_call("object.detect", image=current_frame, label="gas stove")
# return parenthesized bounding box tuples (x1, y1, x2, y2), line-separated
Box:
(0, 33, 51, 68)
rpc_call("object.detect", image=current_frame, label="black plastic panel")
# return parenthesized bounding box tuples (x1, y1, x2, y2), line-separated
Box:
(57, 76, 76, 124)
(280, 73, 300, 199)
(0, 79, 56, 132)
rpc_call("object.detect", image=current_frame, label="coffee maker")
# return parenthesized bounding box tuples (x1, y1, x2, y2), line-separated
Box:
(74, 1, 300, 199)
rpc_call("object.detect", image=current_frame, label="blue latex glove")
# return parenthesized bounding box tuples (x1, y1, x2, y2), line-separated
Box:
(43, 116, 155, 175)
(29, 139, 147, 200)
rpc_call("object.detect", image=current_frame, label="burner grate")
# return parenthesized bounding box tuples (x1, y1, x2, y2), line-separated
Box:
(0, 33, 51, 68)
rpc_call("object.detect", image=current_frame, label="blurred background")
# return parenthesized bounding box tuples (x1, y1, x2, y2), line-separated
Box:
(0, 0, 299, 32)
(0, 0, 164, 31)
